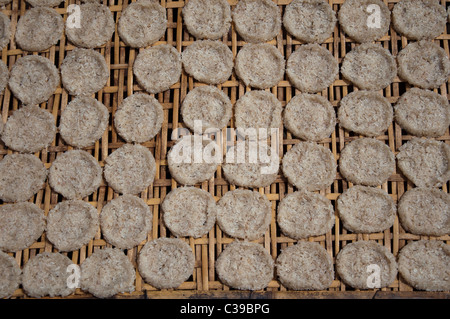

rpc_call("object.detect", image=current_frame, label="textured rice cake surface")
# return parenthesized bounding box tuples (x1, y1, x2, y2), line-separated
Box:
(0, 251, 21, 299)
(0, 59, 8, 94)
(0, 11, 11, 50)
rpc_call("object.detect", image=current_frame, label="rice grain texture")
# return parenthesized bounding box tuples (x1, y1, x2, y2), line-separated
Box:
(0, 59, 8, 94)
(0, 11, 11, 50)
(0, 251, 21, 299)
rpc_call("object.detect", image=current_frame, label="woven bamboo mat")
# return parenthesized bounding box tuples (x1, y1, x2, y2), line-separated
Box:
(1, 0, 449, 299)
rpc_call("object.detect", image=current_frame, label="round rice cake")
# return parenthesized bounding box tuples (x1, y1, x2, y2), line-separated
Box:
(15, 7, 63, 52)
(182, 0, 231, 40)
(181, 85, 232, 133)
(162, 187, 216, 238)
(232, 0, 281, 43)
(338, 91, 393, 137)
(8, 55, 59, 105)
(0, 202, 45, 252)
(100, 194, 152, 249)
(222, 139, 280, 188)
(0, 59, 8, 94)
(65, 3, 115, 48)
(339, 138, 395, 186)
(0, 154, 47, 203)
(0, 251, 21, 299)
(104, 143, 156, 195)
(286, 44, 338, 93)
(396, 138, 450, 188)
(235, 43, 285, 89)
(118, 0, 167, 48)
(0, 11, 11, 50)
(181, 40, 233, 85)
(215, 241, 274, 291)
(281, 141, 336, 191)
(398, 240, 450, 291)
(277, 190, 334, 239)
(167, 135, 221, 185)
(336, 241, 398, 289)
(283, 0, 336, 43)
(81, 247, 135, 298)
(397, 40, 450, 90)
(26, 0, 63, 6)
(338, 0, 391, 43)
(46, 200, 99, 252)
(49, 150, 102, 199)
(337, 185, 396, 233)
(276, 241, 334, 290)
(393, 0, 446, 41)
(138, 238, 195, 289)
(234, 90, 282, 140)
(59, 96, 109, 148)
(61, 48, 109, 96)
(22, 252, 75, 298)
(114, 92, 164, 143)
(133, 44, 182, 94)
(216, 189, 271, 241)
(394, 88, 449, 138)
(341, 43, 397, 91)
(398, 188, 450, 236)
(284, 93, 336, 142)
(1, 105, 56, 153)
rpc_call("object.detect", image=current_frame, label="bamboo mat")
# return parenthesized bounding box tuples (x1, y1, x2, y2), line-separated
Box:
(1, 0, 449, 299)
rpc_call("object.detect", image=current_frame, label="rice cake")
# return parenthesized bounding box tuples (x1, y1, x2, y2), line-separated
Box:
(0, 251, 21, 299)
(0, 12, 11, 50)
(100, 194, 152, 249)
(0, 60, 8, 94)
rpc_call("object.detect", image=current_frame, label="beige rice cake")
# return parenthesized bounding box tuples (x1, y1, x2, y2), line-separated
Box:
(46, 200, 99, 252)
(222, 139, 280, 188)
(181, 85, 232, 133)
(114, 93, 164, 143)
(22, 252, 75, 298)
(393, 0, 447, 41)
(398, 188, 450, 237)
(341, 43, 397, 91)
(276, 242, 334, 291)
(81, 247, 135, 298)
(281, 141, 336, 191)
(138, 238, 195, 289)
(0, 59, 8, 94)
(15, 7, 63, 52)
(339, 138, 395, 186)
(235, 43, 285, 89)
(49, 150, 102, 199)
(133, 44, 182, 94)
(283, 0, 336, 44)
(336, 241, 398, 289)
(104, 143, 156, 195)
(61, 48, 109, 96)
(0, 154, 47, 203)
(26, 0, 63, 6)
(284, 93, 336, 142)
(394, 88, 449, 138)
(0, 202, 45, 252)
(398, 240, 450, 291)
(162, 187, 216, 238)
(277, 190, 335, 239)
(181, 40, 233, 85)
(337, 185, 396, 233)
(0, 251, 21, 299)
(234, 90, 282, 140)
(216, 189, 271, 241)
(100, 194, 152, 249)
(118, 0, 167, 48)
(286, 44, 338, 93)
(216, 241, 274, 291)
(232, 0, 281, 43)
(338, 91, 393, 137)
(182, 0, 231, 40)
(8, 55, 59, 105)
(338, 0, 391, 43)
(65, 3, 115, 48)
(1, 105, 56, 153)
(167, 135, 221, 185)
(59, 96, 109, 148)
(0, 11, 11, 50)
(397, 40, 450, 90)
(396, 138, 450, 188)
